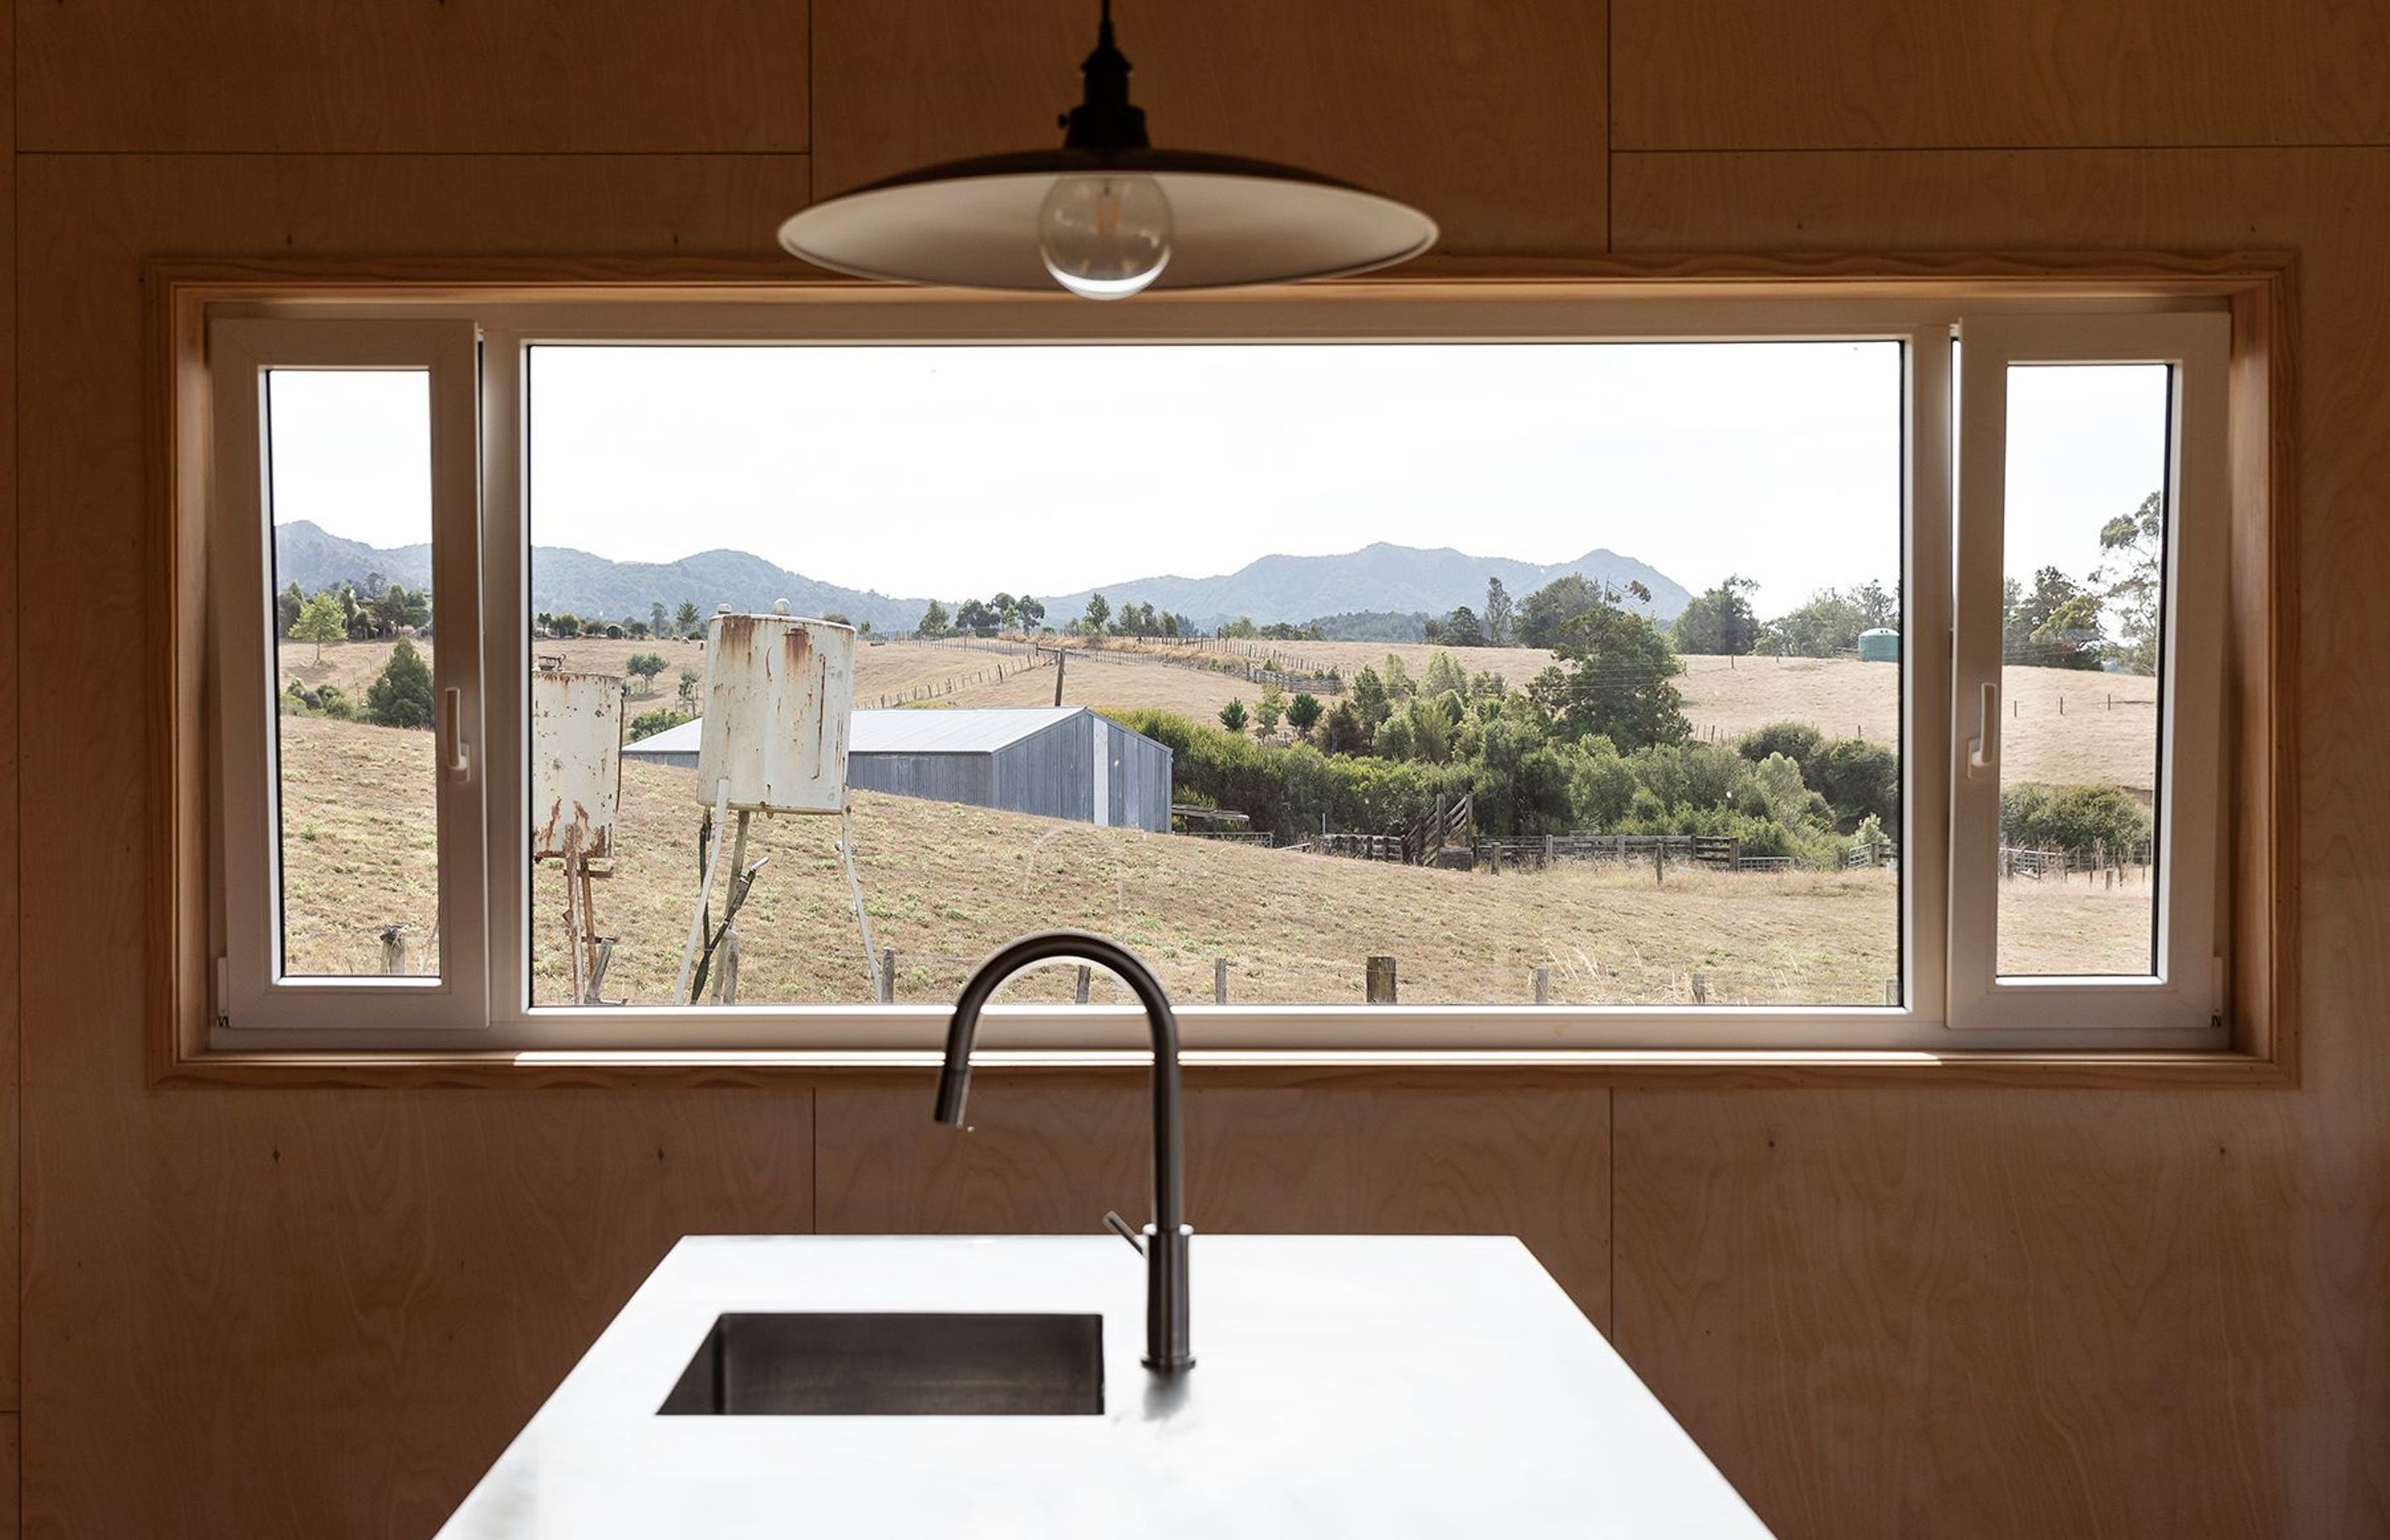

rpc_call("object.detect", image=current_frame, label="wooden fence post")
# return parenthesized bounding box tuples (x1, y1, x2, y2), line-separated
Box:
(1214, 957, 1228, 1005)
(1533, 966, 1549, 1005)
(1074, 965, 1091, 1004)
(878, 948, 896, 1004)
(1365, 956, 1397, 1004)
(1690, 970, 1707, 1004)
(1654, 841, 1665, 886)
(379, 924, 407, 976)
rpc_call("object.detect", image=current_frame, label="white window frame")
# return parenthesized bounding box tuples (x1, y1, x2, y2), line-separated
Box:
(207, 319, 487, 1034)
(198, 287, 2235, 1055)
(1948, 312, 2230, 1034)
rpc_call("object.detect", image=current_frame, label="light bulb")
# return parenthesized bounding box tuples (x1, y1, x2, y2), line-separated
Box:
(1037, 174, 1173, 300)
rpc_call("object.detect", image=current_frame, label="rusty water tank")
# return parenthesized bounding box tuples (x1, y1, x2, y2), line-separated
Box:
(694, 611, 857, 815)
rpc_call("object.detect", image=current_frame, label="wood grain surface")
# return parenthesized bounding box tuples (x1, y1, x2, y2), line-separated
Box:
(1612, 0, 2390, 150)
(17, 2, 811, 154)
(816, 1085, 1612, 1327)
(2, 12, 2385, 1540)
(1613, 144, 2390, 1536)
(811, 0, 1607, 255)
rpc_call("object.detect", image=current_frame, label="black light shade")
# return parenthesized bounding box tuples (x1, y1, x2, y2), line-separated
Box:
(777, 6, 1437, 295)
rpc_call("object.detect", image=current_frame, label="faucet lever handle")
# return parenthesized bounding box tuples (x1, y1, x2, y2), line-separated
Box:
(1103, 1209, 1147, 1257)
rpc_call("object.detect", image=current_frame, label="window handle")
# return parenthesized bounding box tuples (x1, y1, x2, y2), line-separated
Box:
(1967, 680, 1999, 778)
(444, 687, 472, 782)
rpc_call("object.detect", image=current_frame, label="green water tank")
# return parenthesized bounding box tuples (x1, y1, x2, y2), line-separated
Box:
(1857, 627, 1900, 662)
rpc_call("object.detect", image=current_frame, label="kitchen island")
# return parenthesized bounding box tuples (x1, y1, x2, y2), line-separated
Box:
(436, 1234, 1770, 1538)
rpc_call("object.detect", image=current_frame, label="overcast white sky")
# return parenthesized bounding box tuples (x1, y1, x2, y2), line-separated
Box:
(265, 343, 2168, 618)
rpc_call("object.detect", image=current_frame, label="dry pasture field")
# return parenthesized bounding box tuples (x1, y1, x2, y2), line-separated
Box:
(273, 715, 2153, 1009)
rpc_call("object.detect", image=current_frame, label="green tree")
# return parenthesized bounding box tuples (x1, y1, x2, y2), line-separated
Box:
(291, 592, 345, 664)
(1527, 582, 1689, 751)
(626, 651, 667, 694)
(1517, 573, 1632, 651)
(629, 708, 691, 743)
(1285, 691, 1324, 740)
(918, 599, 951, 636)
(651, 602, 670, 637)
(1016, 594, 1047, 631)
(1218, 698, 1249, 733)
(550, 612, 582, 639)
(1380, 654, 1416, 700)
(1255, 681, 1285, 734)
(2003, 566, 2103, 670)
(363, 638, 436, 729)
(276, 582, 305, 640)
(1427, 606, 1485, 646)
(676, 667, 700, 711)
(1673, 575, 1762, 655)
(1422, 651, 1468, 702)
(2097, 490, 2164, 675)
(1320, 700, 1368, 754)
(1082, 593, 1111, 636)
(372, 586, 412, 636)
(1350, 665, 1391, 730)
(1484, 577, 1514, 646)
(674, 601, 701, 637)
(1760, 587, 1866, 657)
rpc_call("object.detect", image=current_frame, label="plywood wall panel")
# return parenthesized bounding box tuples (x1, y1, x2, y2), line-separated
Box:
(1613, 1091, 2319, 1538)
(816, 1085, 1611, 1328)
(21, 1089, 813, 1539)
(1611, 0, 2390, 151)
(17, 2, 810, 154)
(1613, 146, 2390, 1537)
(0, 0, 20, 1427)
(811, 0, 1607, 255)
(13, 153, 812, 1540)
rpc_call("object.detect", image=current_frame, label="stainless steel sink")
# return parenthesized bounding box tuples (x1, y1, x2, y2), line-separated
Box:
(658, 1313, 1105, 1416)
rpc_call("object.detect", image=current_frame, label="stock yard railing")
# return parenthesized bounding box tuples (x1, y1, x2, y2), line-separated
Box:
(1470, 832, 1743, 871)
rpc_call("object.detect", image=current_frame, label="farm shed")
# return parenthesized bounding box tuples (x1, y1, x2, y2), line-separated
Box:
(623, 706, 1173, 831)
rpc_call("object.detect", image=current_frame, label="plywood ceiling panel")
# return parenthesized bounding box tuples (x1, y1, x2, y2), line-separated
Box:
(1611, 0, 2390, 150)
(17, 1, 811, 153)
(812, 0, 1607, 255)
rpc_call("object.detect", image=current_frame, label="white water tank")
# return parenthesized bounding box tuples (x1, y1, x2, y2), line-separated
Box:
(694, 612, 857, 814)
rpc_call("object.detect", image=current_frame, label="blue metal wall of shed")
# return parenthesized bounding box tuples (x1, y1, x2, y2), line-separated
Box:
(637, 712, 1172, 831)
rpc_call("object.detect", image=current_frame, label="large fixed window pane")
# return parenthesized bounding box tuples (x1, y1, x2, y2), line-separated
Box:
(503, 340, 1907, 1014)
(1994, 364, 2170, 978)
(263, 369, 443, 979)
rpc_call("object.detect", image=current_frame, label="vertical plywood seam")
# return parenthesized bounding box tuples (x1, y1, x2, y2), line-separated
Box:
(1603, 0, 1612, 253)
(805, 1, 817, 204)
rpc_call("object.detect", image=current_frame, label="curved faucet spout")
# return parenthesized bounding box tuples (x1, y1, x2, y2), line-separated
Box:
(938, 930, 1193, 1375)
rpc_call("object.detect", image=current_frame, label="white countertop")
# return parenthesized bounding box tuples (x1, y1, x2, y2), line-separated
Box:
(435, 1234, 1771, 1538)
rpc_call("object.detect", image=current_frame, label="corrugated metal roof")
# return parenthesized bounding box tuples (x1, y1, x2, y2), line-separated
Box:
(623, 707, 1090, 760)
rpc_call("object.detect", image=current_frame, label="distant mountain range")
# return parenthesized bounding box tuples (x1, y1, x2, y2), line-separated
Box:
(272, 520, 930, 632)
(272, 523, 1692, 636)
(1041, 543, 1690, 628)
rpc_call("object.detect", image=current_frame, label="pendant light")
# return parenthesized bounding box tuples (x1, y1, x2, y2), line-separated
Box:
(778, 2, 1438, 300)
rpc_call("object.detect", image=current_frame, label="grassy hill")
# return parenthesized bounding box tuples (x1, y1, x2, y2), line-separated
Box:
(276, 715, 2152, 1007)
(284, 632, 2158, 792)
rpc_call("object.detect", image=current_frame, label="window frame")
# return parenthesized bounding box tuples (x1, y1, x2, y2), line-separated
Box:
(1947, 312, 2231, 1034)
(206, 319, 488, 1035)
(166, 266, 2288, 1075)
